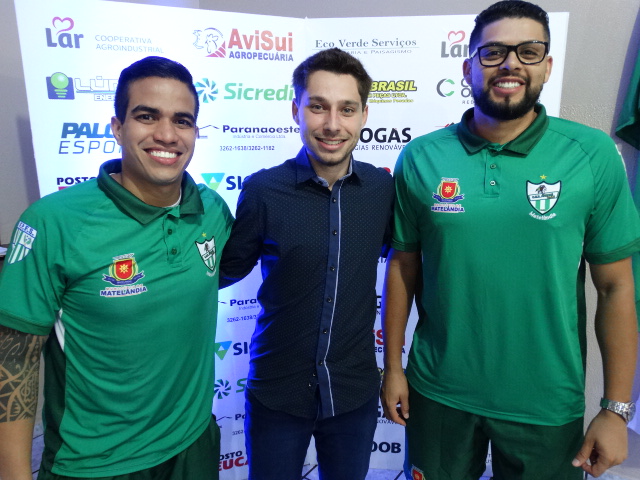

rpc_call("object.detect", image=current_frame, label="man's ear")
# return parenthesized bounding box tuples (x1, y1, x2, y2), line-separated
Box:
(292, 99, 300, 125)
(111, 116, 123, 145)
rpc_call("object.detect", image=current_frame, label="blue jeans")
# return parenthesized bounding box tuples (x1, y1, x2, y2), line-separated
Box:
(244, 389, 378, 480)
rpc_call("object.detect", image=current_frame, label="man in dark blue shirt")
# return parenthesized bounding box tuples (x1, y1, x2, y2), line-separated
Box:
(220, 48, 394, 480)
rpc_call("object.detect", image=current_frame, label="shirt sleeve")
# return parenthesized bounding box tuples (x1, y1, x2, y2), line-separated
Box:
(0, 205, 64, 335)
(219, 174, 264, 288)
(391, 144, 422, 252)
(615, 48, 640, 149)
(583, 132, 640, 264)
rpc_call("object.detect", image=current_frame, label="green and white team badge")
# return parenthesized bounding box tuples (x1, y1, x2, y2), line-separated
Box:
(527, 179, 561, 220)
(7, 221, 38, 264)
(195, 235, 217, 276)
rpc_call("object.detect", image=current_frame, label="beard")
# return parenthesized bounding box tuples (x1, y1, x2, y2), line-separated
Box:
(472, 77, 543, 121)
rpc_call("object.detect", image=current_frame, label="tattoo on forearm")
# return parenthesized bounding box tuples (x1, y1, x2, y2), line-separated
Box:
(0, 326, 45, 422)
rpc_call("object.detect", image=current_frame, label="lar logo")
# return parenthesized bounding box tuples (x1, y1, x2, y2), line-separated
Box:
(193, 27, 226, 57)
(213, 379, 232, 399)
(214, 341, 232, 360)
(47, 72, 74, 99)
(195, 78, 218, 103)
(201, 173, 225, 190)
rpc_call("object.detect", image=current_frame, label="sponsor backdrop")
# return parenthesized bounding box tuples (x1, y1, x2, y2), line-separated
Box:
(14, 0, 568, 477)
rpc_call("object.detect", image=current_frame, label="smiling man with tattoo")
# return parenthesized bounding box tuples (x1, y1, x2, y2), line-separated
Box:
(0, 56, 233, 480)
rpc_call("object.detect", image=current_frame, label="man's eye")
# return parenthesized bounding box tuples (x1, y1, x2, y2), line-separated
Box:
(136, 114, 155, 122)
(343, 108, 355, 114)
(176, 119, 194, 128)
(484, 48, 505, 58)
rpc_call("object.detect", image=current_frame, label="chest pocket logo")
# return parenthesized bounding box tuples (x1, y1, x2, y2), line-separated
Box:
(527, 181, 561, 215)
(195, 236, 217, 273)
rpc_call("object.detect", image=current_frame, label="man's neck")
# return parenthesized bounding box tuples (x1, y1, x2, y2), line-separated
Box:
(110, 172, 182, 207)
(307, 154, 351, 191)
(469, 107, 537, 145)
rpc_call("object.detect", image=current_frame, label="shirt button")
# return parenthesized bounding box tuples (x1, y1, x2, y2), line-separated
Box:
(167, 229, 173, 235)
(332, 197, 337, 203)
(308, 383, 312, 387)
(313, 372, 317, 377)
(323, 329, 328, 334)
(330, 266, 335, 272)
(489, 180, 496, 186)
(326, 297, 332, 303)
(332, 230, 338, 235)
(171, 248, 177, 255)
(490, 164, 497, 169)
(318, 361, 324, 366)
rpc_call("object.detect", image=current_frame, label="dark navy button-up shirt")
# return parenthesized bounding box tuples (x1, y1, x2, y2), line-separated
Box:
(220, 147, 395, 419)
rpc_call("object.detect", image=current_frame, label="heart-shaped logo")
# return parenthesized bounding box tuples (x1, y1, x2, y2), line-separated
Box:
(448, 31, 465, 46)
(52, 17, 74, 34)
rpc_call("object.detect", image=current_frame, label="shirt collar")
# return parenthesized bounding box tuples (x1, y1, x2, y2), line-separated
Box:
(293, 147, 362, 187)
(457, 104, 549, 155)
(97, 159, 204, 225)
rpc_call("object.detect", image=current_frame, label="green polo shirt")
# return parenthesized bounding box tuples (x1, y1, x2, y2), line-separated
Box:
(393, 105, 640, 425)
(0, 160, 233, 476)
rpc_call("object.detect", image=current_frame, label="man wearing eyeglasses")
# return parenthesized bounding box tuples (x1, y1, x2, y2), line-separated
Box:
(381, 1, 640, 479)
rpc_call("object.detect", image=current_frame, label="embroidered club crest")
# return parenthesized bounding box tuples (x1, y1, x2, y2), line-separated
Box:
(411, 465, 425, 480)
(433, 178, 464, 203)
(103, 254, 144, 286)
(196, 236, 217, 272)
(527, 181, 561, 215)
(7, 221, 38, 264)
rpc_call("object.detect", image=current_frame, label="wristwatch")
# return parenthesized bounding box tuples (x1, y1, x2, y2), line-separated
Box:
(600, 397, 636, 424)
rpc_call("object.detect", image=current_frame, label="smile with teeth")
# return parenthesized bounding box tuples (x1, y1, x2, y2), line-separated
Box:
(148, 150, 178, 159)
(319, 138, 345, 145)
(495, 81, 522, 88)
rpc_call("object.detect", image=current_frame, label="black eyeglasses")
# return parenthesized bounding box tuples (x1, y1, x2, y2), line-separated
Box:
(469, 41, 549, 67)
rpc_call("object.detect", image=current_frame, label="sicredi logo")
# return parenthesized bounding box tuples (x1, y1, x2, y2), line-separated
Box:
(213, 377, 247, 400)
(47, 73, 74, 100)
(441, 30, 469, 58)
(194, 27, 294, 62)
(46, 17, 83, 49)
(195, 78, 218, 103)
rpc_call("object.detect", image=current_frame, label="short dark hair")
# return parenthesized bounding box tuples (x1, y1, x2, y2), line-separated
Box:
(469, 1, 550, 51)
(114, 56, 199, 123)
(292, 48, 372, 108)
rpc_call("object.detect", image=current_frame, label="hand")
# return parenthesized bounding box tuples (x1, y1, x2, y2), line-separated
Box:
(380, 368, 410, 426)
(572, 409, 629, 477)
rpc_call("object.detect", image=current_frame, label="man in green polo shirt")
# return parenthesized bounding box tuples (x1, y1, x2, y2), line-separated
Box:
(381, 2, 640, 479)
(0, 56, 233, 480)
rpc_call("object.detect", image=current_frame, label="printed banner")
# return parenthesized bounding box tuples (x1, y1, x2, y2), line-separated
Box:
(14, 0, 568, 477)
